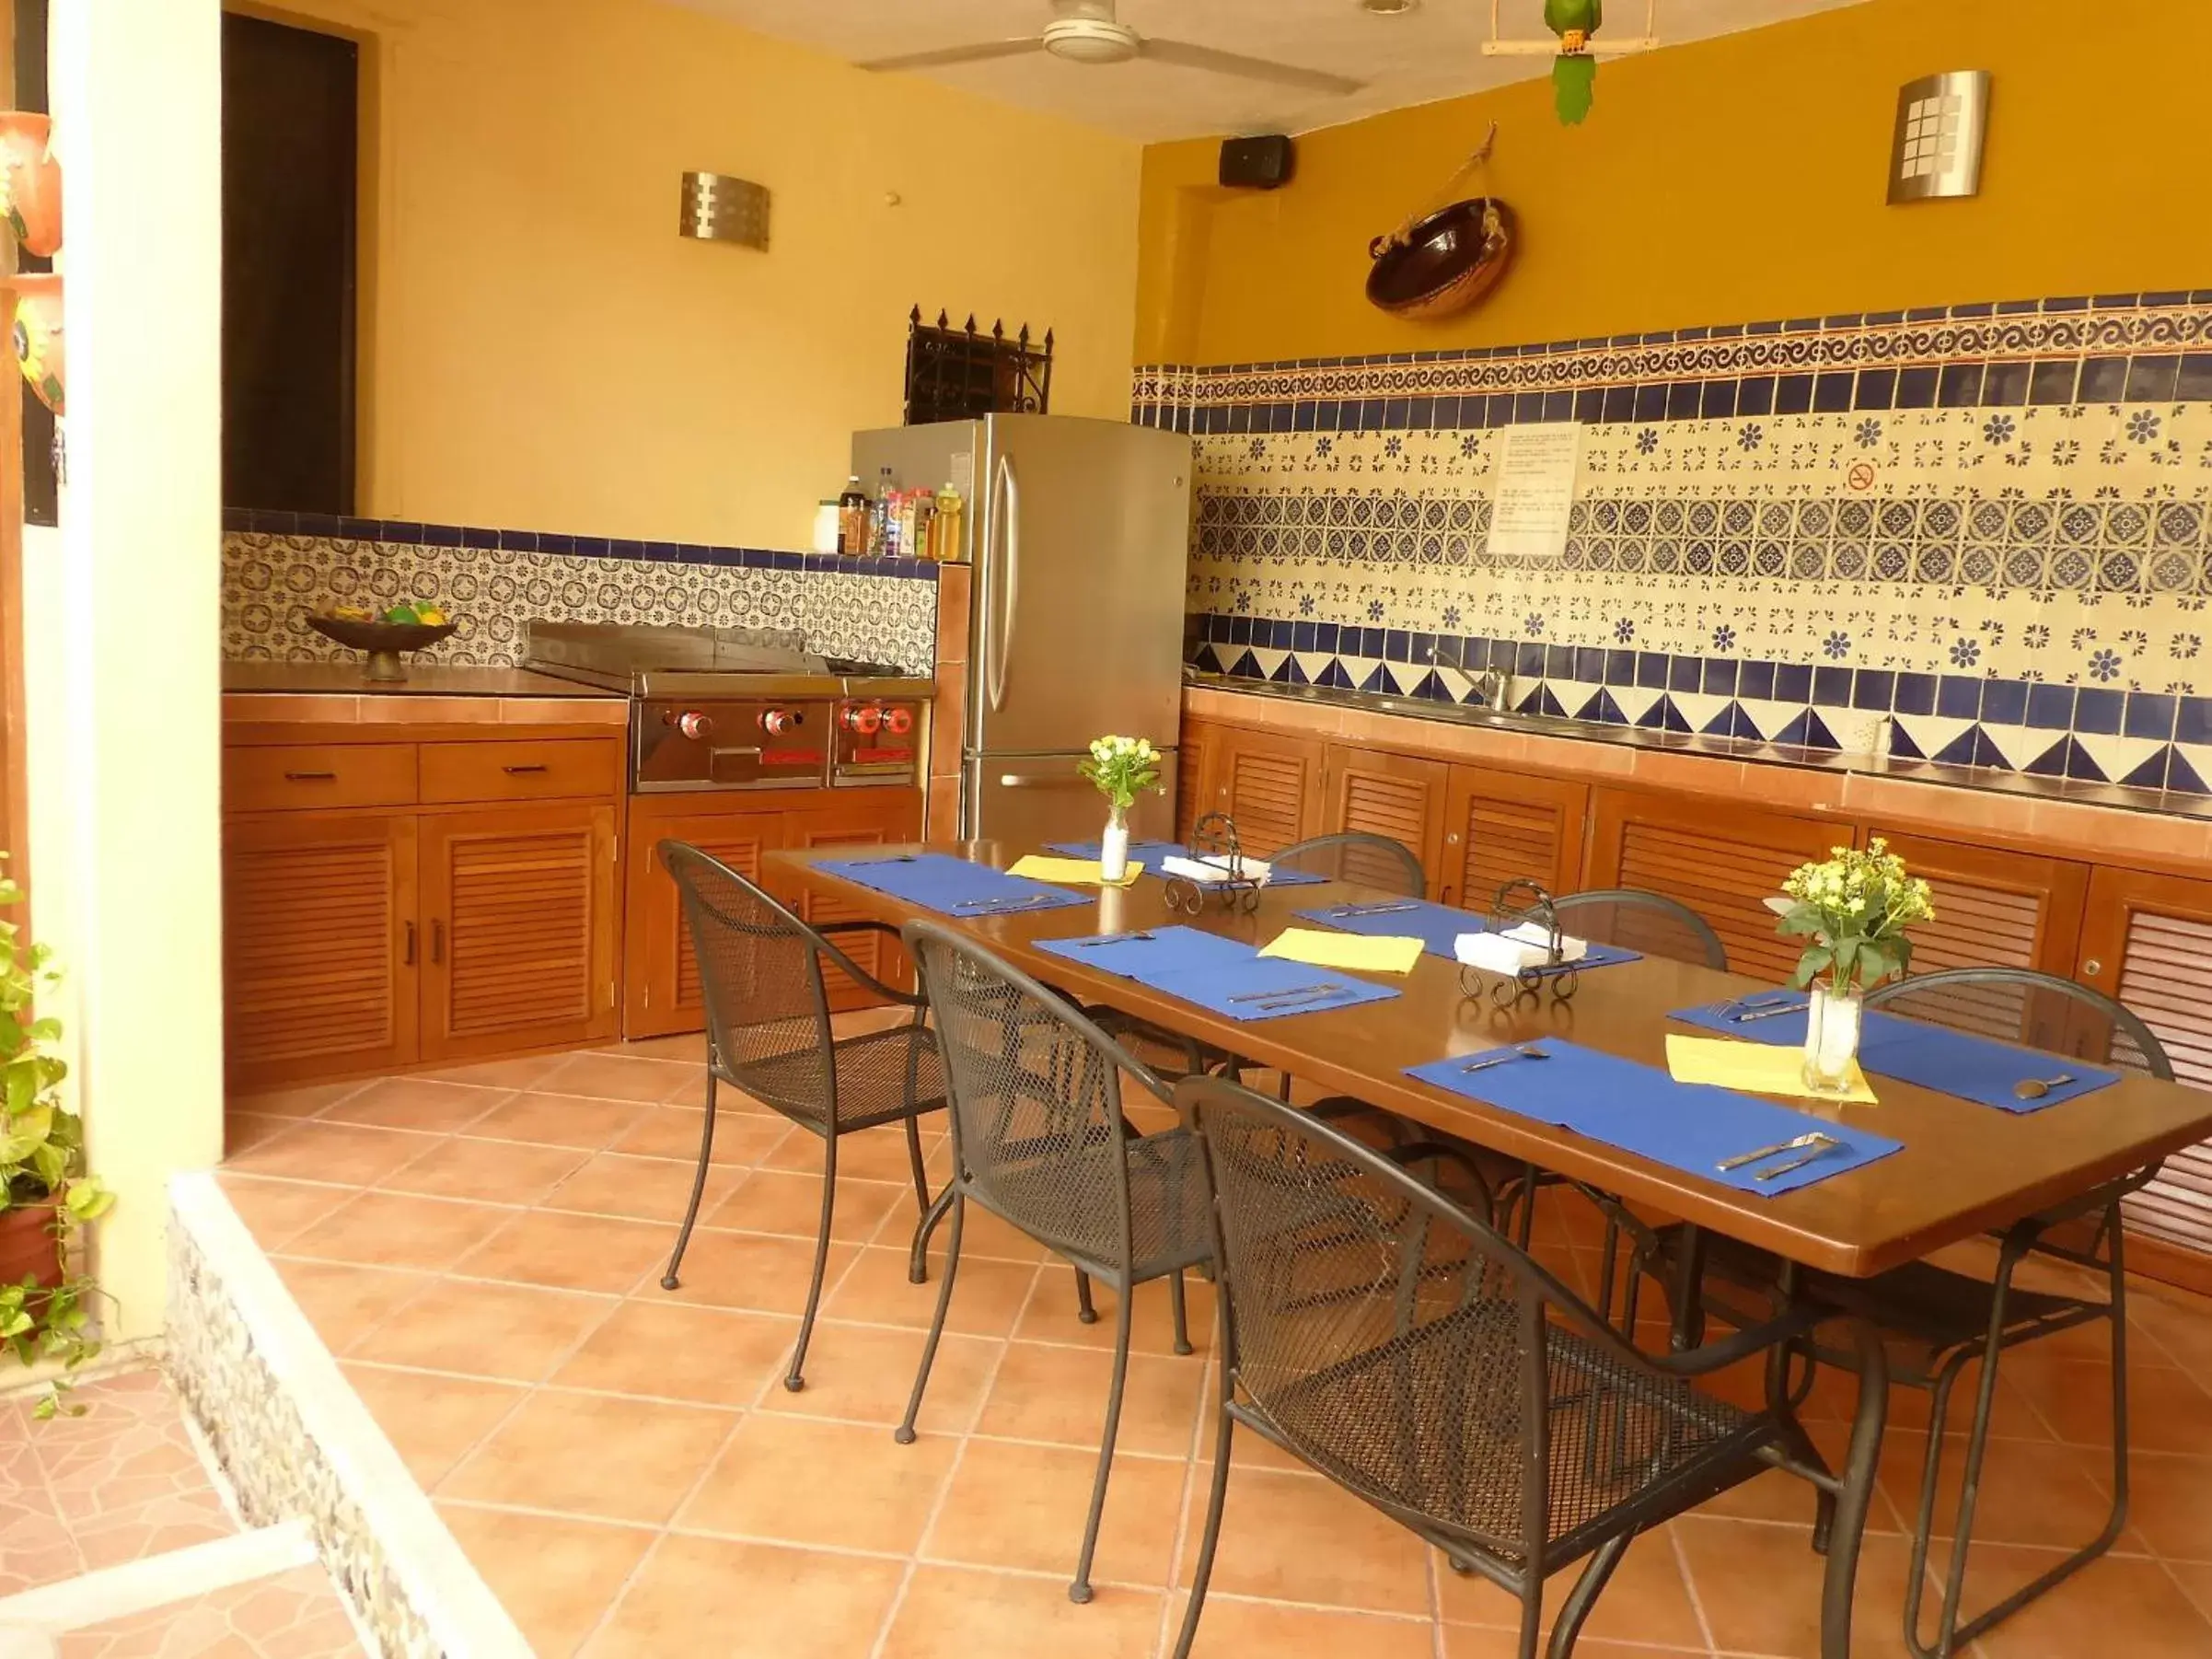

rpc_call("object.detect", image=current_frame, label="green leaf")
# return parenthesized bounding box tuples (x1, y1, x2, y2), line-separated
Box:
(1790, 945, 1833, 989)
(63, 1179, 112, 1222)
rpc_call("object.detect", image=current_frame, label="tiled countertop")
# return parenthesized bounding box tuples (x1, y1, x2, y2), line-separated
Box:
(222, 663, 627, 728)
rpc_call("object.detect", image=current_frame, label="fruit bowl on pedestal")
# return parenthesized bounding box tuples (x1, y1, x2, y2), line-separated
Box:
(305, 613, 459, 682)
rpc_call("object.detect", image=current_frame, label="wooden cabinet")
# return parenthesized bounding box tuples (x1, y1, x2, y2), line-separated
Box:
(1584, 789, 1838, 981)
(783, 794, 921, 1005)
(418, 806, 620, 1062)
(1868, 832, 2089, 979)
(1194, 725, 1323, 856)
(1322, 746, 1448, 895)
(1440, 765, 1589, 910)
(1175, 721, 1218, 841)
(222, 813, 419, 1084)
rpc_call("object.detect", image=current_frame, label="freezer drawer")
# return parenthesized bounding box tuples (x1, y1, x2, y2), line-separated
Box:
(965, 750, 1178, 849)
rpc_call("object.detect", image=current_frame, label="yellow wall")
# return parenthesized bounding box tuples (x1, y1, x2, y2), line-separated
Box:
(240, 0, 1141, 549)
(1138, 0, 2212, 365)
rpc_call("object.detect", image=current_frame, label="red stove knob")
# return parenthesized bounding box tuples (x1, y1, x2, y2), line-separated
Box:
(841, 703, 883, 735)
(883, 706, 914, 737)
(676, 710, 713, 740)
(759, 707, 802, 737)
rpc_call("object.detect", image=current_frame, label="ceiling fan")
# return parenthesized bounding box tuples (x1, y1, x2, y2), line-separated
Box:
(858, 0, 1365, 97)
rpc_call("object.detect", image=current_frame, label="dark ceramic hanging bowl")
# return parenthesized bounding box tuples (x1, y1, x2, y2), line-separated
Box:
(1366, 197, 1517, 322)
(306, 614, 458, 682)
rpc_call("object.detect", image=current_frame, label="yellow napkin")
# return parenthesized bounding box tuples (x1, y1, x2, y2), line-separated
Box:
(1006, 854, 1143, 888)
(1665, 1035, 1879, 1105)
(1259, 928, 1424, 976)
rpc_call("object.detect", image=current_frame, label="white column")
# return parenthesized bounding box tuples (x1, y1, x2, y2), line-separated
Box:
(36, 0, 225, 1340)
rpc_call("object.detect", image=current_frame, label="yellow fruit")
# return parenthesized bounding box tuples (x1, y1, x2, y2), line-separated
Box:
(418, 606, 449, 626)
(331, 604, 372, 621)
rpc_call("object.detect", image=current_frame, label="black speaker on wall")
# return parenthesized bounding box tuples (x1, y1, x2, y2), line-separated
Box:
(1219, 134, 1294, 190)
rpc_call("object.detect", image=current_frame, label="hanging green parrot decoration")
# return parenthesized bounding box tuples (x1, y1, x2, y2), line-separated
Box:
(1545, 0, 1602, 124)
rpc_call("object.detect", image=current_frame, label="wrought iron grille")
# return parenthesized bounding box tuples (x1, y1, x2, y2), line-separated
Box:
(904, 307, 1054, 424)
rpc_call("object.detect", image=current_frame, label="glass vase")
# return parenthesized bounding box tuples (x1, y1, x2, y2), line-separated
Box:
(1801, 985, 1864, 1096)
(1098, 805, 1130, 884)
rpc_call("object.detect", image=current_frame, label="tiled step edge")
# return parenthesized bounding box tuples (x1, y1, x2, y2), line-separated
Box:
(0, 1519, 316, 1631)
(166, 1172, 531, 1659)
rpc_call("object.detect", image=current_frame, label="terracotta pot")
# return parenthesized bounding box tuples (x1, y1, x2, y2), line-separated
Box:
(11, 272, 62, 415)
(1366, 196, 1517, 322)
(0, 1201, 62, 1293)
(0, 111, 61, 257)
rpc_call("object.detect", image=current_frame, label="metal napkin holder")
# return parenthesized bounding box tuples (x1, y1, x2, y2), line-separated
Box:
(1164, 812, 1265, 916)
(1461, 876, 1581, 1007)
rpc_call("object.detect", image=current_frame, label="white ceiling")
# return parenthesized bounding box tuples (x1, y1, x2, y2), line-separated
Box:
(675, 0, 1869, 143)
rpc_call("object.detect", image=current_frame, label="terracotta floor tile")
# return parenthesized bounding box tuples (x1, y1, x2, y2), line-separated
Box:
(224, 1120, 439, 1185)
(272, 1259, 435, 1352)
(2127, 1285, 2212, 1372)
(1971, 1546, 2212, 1658)
(356, 1280, 617, 1380)
(823, 1244, 1040, 1338)
(925, 1437, 1189, 1589)
(1170, 1462, 1430, 1615)
(581, 1536, 905, 1659)
(677, 1413, 955, 1554)
(606, 1104, 790, 1166)
(0, 1448, 83, 1595)
(279, 1190, 513, 1272)
(1442, 1629, 1704, 1659)
(543, 1150, 746, 1224)
(437, 1504, 656, 1659)
(1175, 1594, 1439, 1659)
(595, 1033, 711, 1062)
(376, 1135, 593, 1205)
(318, 1076, 514, 1133)
(552, 1301, 799, 1407)
(414, 1052, 573, 1091)
(762, 1121, 945, 1184)
(1436, 1524, 1705, 1649)
(539, 1050, 703, 1104)
(1673, 1517, 1918, 1659)
(1699, 1460, 1899, 1532)
(974, 1340, 1205, 1459)
(339, 1364, 524, 1488)
(225, 1079, 367, 1119)
(654, 1230, 862, 1317)
(225, 1111, 304, 1155)
(707, 1166, 910, 1244)
(2119, 1451, 2212, 1560)
(1013, 1269, 1216, 1359)
(878, 1566, 1166, 1659)
(881, 1198, 1052, 1265)
(457, 1210, 670, 1294)
(466, 1092, 656, 1151)
(2004, 1352, 2212, 1455)
(1874, 1428, 2136, 1552)
(214, 1174, 351, 1252)
(2165, 1558, 2212, 1624)
(756, 1319, 999, 1429)
(443, 1388, 735, 1523)
(61, 1562, 365, 1657)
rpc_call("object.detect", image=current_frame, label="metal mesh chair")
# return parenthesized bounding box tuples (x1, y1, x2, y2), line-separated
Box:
(1650, 968, 2174, 1658)
(1269, 830, 1427, 894)
(1553, 888, 1730, 971)
(1172, 1073, 1829, 1659)
(896, 921, 1210, 1604)
(658, 841, 946, 1392)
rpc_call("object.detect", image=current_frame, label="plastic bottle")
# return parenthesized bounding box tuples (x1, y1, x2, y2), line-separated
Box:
(933, 486, 964, 563)
(837, 475, 868, 556)
(869, 466, 897, 557)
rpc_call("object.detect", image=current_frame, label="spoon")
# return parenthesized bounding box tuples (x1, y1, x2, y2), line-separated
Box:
(1460, 1044, 1548, 1076)
(2012, 1072, 2076, 1102)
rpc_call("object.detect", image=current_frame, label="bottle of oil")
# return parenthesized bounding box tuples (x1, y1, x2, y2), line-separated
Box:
(837, 475, 868, 556)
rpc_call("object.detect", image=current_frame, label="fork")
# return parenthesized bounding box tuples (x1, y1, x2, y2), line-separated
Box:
(1460, 1044, 1549, 1075)
(1329, 900, 1422, 919)
(1069, 931, 1154, 948)
(954, 895, 1058, 914)
(1229, 980, 1347, 1006)
(1717, 1131, 1838, 1174)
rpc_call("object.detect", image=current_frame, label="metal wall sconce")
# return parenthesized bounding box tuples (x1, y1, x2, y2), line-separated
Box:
(679, 171, 770, 249)
(1888, 71, 1990, 203)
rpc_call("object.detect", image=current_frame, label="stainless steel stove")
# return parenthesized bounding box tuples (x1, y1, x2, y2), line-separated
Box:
(523, 622, 932, 794)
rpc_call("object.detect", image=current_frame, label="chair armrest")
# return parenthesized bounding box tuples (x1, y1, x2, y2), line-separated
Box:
(808, 930, 927, 1010)
(1643, 1300, 1825, 1377)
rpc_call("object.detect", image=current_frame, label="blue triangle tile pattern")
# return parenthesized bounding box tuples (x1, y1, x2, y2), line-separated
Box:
(1885, 723, 1926, 760)
(2122, 747, 2172, 790)
(1359, 663, 1393, 694)
(2169, 748, 2207, 794)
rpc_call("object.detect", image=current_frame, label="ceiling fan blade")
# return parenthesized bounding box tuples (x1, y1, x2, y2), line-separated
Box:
(1139, 38, 1364, 96)
(859, 38, 1045, 73)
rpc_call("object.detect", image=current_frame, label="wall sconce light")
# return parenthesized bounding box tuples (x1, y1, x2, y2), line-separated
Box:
(679, 171, 770, 249)
(1888, 71, 1990, 203)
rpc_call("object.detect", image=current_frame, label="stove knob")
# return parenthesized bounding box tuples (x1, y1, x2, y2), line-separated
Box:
(883, 706, 915, 737)
(842, 703, 883, 735)
(759, 707, 801, 737)
(676, 710, 713, 740)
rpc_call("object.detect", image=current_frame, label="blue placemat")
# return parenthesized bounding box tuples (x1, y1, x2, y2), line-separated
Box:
(815, 853, 1093, 918)
(1670, 992, 2121, 1114)
(1295, 898, 1643, 969)
(1404, 1038, 1901, 1196)
(1046, 840, 1328, 887)
(1038, 925, 1399, 1023)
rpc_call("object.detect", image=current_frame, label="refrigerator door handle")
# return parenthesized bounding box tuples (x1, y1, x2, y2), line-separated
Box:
(994, 771, 1092, 789)
(988, 453, 1019, 713)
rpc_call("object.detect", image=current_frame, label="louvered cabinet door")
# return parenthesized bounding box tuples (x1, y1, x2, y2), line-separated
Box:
(1584, 788, 1837, 981)
(418, 806, 620, 1062)
(1175, 721, 1217, 841)
(782, 793, 923, 1010)
(1210, 728, 1322, 857)
(623, 805, 784, 1039)
(222, 813, 418, 1089)
(1439, 766, 1590, 911)
(2077, 867, 2212, 1290)
(1323, 746, 1448, 895)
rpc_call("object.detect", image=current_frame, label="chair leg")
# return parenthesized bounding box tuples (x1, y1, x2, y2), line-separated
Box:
(660, 1069, 721, 1291)
(1171, 1399, 1235, 1659)
(1070, 1291, 1135, 1604)
(1547, 1529, 1630, 1658)
(909, 1185, 955, 1285)
(1074, 1267, 1098, 1325)
(896, 1192, 965, 1445)
(902, 1108, 932, 1217)
(1169, 1269, 1194, 1357)
(784, 1131, 840, 1393)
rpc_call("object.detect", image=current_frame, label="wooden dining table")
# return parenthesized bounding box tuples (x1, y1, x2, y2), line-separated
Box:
(770, 839, 2212, 1659)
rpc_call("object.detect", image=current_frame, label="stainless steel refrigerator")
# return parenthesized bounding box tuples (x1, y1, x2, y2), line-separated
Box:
(851, 414, 1191, 848)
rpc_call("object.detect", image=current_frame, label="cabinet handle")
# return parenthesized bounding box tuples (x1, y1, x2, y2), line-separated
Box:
(503, 763, 550, 774)
(2082, 957, 2102, 978)
(403, 921, 416, 965)
(432, 920, 445, 964)
(284, 770, 338, 782)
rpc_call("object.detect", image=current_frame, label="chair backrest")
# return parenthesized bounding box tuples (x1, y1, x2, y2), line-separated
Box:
(1865, 966, 2174, 1082)
(903, 920, 1166, 1270)
(659, 841, 837, 1117)
(1177, 1072, 1725, 1561)
(1270, 831, 1425, 896)
(1554, 888, 1730, 971)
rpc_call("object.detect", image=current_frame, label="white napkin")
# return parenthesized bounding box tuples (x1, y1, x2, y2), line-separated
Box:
(1454, 923, 1590, 975)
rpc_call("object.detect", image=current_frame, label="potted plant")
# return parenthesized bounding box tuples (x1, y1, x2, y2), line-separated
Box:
(0, 864, 112, 1417)
(1077, 735, 1162, 883)
(1776, 837, 1936, 1094)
